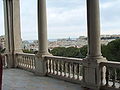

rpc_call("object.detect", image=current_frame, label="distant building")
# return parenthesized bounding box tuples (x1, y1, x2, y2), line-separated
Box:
(1, 34, 120, 51)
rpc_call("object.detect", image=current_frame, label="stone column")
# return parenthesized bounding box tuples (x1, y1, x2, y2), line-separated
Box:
(83, 0, 107, 89)
(3, 0, 22, 68)
(12, 0, 22, 53)
(37, 0, 48, 55)
(35, 0, 50, 76)
(87, 0, 102, 59)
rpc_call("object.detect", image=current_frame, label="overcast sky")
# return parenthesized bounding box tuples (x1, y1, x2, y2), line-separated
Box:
(0, 0, 120, 40)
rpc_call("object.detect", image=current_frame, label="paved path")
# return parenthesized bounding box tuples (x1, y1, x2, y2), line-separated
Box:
(2, 69, 84, 90)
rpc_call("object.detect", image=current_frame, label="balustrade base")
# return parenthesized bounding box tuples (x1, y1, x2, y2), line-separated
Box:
(82, 57, 107, 90)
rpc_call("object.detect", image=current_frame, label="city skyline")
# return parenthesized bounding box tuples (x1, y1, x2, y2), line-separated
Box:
(0, 0, 120, 40)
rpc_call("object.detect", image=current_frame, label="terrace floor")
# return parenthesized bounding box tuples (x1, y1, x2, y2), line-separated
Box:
(2, 69, 84, 90)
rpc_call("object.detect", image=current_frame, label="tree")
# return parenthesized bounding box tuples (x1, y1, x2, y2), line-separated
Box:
(79, 45, 88, 58)
(22, 49, 34, 54)
(50, 47, 66, 56)
(51, 47, 80, 58)
(50, 39, 120, 62)
(105, 39, 120, 62)
(64, 47, 79, 57)
(101, 44, 108, 58)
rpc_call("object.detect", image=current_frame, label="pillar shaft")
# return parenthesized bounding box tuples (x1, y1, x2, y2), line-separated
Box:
(35, 0, 49, 76)
(87, 0, 102, 58)
(82, 0, 106, 89)
(4, 0, 22, 53)
(3, 0, 22, 67)
(12, 0, 22, 53)
(37, 0, 48, 55)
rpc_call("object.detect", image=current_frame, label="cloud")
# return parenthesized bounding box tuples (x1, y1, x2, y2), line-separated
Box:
(101, 2, 115, 9)
(100, 0, 120, 35)
(0, 0, 120, 40)
(46, 0, 87, 39)
(48, 26, 87, 39)
(47, 7, 86, 26)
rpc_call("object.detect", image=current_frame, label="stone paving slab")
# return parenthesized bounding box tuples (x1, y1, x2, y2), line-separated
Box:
(2, 69, 84, 90)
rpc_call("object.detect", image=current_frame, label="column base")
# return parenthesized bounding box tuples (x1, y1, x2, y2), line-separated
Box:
(82, 56, 107, 90)
(34, 52, 52, 76)
(35, 52, 51, 58)
(84, 56, 107, 64)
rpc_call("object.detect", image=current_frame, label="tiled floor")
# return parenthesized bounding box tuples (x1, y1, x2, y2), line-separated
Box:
(2, 69, 84, 90)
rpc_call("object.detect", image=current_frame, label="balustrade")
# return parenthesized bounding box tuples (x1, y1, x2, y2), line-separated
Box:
(45, 56, 83, 84)
(16, 53, 35, 72)
(100, 61, 120, 90)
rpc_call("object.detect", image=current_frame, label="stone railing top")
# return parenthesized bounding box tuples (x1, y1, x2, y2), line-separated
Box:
(100, 61, 120, 68)
(44, 55, 83, 63)
(16, 53, 35, 56)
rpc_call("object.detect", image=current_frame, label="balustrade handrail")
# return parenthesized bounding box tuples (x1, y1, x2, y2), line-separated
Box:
(44, 55, 83, 63)
(16, 53, 35, 56)
(100, 61, 120, 68)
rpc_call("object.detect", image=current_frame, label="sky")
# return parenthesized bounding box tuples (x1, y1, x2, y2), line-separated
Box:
(0, 0, 120, 40)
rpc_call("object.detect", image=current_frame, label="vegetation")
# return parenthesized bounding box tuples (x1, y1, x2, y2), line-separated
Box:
(50, 39, 120, 62)
(79, 45, 87, 58)
(22, 49, 37, 54)
(103, 39, 120, 62)
(50, 47, 66, 56)
(51, 47, 83, 58)
(22, 39, 120, 62)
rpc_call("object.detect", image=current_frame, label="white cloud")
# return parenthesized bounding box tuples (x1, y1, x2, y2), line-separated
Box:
(47, 7, 86, 26)
(0, 0, 120, 40)
(100, 0, 120, 9)
(101, 2, 114, 9)
(47, 6, 87, 39)
(48, 26, 87, 39)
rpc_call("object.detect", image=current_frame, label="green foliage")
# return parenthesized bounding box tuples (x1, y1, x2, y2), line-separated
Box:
(50, 47, 66, 56)
(63, 47, 79, 57)
(22, 49, 35, 54)
(22, 39, 120, 62)
(101, 44, 108, 57)
(105, 39, 120, 62)
(79, 45, 88, 58)
(50, 39, 120, 62)
(51, 47, 84, 58)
